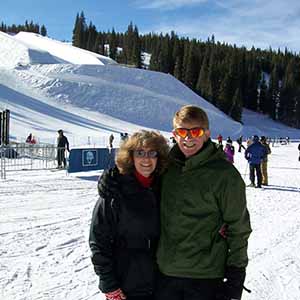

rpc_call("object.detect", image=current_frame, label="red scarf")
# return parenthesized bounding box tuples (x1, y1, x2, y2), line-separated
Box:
(134, 170, 153, 188)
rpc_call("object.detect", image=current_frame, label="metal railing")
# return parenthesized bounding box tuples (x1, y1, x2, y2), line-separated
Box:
(0, 143, 68, 179)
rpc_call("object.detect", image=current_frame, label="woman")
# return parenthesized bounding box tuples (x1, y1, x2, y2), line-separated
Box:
(224, 138, 235, 164)
(89, 130, 169, 300)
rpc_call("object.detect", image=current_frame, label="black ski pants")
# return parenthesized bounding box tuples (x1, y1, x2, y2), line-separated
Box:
(238, 144, 246, 152)
(57, 148, 66, 167)
(155, 272, 222, 300)
(249, 163, 262, 186)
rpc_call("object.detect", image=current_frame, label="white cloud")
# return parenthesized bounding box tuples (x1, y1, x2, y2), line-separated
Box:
(134, 0, 207, 10)
(142, 0, 300, 52)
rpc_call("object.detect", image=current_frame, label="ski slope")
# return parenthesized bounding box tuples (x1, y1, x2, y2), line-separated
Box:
(0, 142, 299, 300)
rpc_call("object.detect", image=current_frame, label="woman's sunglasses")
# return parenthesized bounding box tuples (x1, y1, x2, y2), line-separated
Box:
(174, 127, 205, 138)
(133, 150, 158, 158)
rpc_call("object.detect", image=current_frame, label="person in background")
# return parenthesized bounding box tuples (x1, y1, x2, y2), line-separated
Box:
(217, 133, 223, 147)
(26, 133, 33, 143)
(26, 133, 37, 144)
(89, 130, 169, 300)
(244, 135, 267, 188)
(237, 135, 246, 152)
(246, 137, 253, 147)
(109, 133, 114, 149)
(260, 136, 271, 185)
(224, 137, 235, 164)
(169, 136, 176, 145)
(298, 143, 300, 161)
(156, 105, 251, 300)
(56, 129, 69, 168)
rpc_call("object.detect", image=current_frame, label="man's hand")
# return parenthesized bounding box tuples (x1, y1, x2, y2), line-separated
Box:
(222, 266, 246, 300)
(104, 288, 126, 300)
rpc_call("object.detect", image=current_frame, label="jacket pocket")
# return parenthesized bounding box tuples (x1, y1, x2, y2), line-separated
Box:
(119, 252, 155, 295)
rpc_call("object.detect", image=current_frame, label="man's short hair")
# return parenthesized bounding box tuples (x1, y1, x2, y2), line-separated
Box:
(58, 129, 63, 134)
(173, 105, 209, 129)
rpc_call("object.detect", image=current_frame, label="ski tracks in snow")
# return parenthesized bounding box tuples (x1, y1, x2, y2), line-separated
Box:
(0, 170, 103, 300)
(235, 144, 300, 300)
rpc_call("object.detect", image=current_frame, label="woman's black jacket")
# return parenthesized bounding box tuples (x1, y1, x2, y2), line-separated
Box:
(89, 170, 160, 297)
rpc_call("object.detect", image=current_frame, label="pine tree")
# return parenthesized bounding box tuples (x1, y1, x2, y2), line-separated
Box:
(184, 40, 199, 89)
(72, 13, 80, 45)
(258, 74, 268, 113)
(72, 11, 87, 48)
(268, 64, 280, 119)
(109, 28, 117, 60)
(132, 25, 141, 67)
(40, 25, 47, 36)
(196, 46, 210, 98)
(86, 22, 97, 51)
(230, 88, 243, 122)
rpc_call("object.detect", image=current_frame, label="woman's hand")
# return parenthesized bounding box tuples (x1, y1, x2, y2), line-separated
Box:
(105, 288, 126, 300)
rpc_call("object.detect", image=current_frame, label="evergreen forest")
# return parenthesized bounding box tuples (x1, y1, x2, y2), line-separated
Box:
(72, 12, 300, 128)
(0, 20, 47, 36)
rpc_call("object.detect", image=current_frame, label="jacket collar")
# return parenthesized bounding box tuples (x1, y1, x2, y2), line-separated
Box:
(170, 139, 225, 169)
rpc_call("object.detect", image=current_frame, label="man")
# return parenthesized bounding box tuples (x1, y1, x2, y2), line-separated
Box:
(156, 105, 252, 300)
(57, 129, 70, 168)
(260, 136, 271, 185)
(244, 135, 267, 188)
(98, 105, 252, 300)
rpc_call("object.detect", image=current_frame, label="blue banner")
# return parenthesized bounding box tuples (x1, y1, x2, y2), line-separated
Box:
(68, 148, 116, 173)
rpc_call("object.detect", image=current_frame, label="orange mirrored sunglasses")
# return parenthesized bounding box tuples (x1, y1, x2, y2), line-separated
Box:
(174, 127, 205, 138)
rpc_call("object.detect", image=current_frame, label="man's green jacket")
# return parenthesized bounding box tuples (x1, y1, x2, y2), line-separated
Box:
(157, 139, 252, 278)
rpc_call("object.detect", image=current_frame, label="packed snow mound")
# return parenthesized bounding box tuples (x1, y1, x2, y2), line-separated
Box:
(0, 31, 116, 68)
(0, 31, 63, 68)
(13, 63, 243, 135)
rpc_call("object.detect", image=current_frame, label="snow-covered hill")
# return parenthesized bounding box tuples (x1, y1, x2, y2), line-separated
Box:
(1, 31, 299, 146)
(0, 31, 116, 68)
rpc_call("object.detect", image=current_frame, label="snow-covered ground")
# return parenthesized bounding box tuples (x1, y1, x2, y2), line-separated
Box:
(1, 31, 300, 300)
(1, 142, 299, 300)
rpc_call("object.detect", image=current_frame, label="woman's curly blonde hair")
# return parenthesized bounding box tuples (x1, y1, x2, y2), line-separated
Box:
(116, 130, 169, 175)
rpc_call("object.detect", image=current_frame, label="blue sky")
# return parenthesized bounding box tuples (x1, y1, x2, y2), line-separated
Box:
(1, 0, 300, 52)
